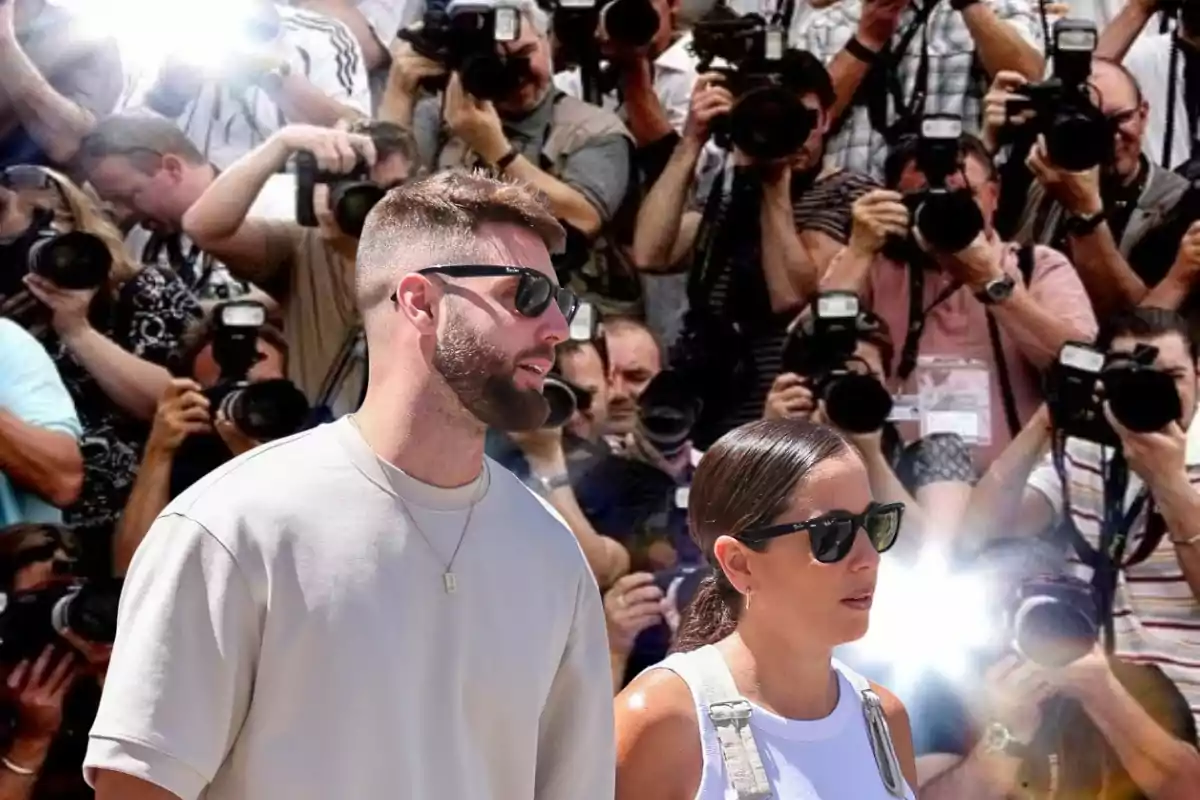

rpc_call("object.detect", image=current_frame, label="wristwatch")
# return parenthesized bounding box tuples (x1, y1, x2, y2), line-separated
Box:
(534, 472, 570, 496)
(1062, 209, 1106, 238)
(981, 722, 1033, 760)
(975, 274, 1016, 305)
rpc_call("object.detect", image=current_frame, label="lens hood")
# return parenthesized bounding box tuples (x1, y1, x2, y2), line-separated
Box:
(29, 231, 112, 290)
(823, 373, 893, 433)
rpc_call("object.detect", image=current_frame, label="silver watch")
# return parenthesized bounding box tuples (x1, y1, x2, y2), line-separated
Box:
(534, 472, 570, 495)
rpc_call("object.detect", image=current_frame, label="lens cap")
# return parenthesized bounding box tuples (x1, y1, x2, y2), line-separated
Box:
(29, 232, 112, 290)
(824, 374, 893, 433)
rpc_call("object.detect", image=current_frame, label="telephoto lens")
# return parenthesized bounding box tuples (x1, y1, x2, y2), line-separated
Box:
(1011, 575, 1100, 668)
(220, 379, 311, 441)
(542, 376, 579, 428)
(330, 182, 387, 238)
(29, 231, 112, 290)
(1102, 351, 1181, 433)
(820, 373, 894, 433)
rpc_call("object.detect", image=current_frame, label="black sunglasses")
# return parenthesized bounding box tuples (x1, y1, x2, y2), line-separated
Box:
(735, 502, 904, 564)
(398, 264, 579, 323)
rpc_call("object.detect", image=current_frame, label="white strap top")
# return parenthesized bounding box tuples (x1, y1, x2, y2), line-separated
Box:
(652, 646, 917, 800)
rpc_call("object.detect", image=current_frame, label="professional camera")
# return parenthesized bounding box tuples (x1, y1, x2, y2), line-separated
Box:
(552, 0, 661, 60)
(0, 580, 123, 664)
(398, 0, 526, 100)
(1046, 342, 1181, 447)
(294, 151, 386, 238)
(1004, 19, 1108, 172)
(1010, 573, 1100, 668)
(780, 293, 894, 433)
(0, 209, 112, 298)
(689, 6, 812, 161)
(543, 372, 594, 428)
(901, 115, 984, 253)
(638, 371, 703, 459)
(205, 301, 310, 441)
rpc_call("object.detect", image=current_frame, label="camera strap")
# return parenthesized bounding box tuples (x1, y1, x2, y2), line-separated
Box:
(866, 0, 940, 141)
(1161, 35, 1200, 170)
(982, 245, 1036, 439)
(896, 265, 960, 381)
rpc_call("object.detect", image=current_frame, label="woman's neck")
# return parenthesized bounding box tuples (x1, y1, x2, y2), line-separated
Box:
(722, 618, 840, 721)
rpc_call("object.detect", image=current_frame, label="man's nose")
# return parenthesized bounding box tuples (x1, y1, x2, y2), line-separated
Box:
(539, 301, 569, 345)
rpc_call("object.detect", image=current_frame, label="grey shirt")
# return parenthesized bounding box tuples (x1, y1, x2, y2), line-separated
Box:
(411, 89, 632, 222)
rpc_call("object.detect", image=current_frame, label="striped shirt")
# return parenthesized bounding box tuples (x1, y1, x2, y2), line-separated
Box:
(1028, 422, 1200, 725)
(118, 6, 370, 169)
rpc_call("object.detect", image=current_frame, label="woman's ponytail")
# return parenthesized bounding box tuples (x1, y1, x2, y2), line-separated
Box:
(670, 571, 742, 653)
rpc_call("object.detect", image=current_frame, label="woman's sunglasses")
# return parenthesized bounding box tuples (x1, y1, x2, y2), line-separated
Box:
(735, 502, 904, 564)
(406, 264, 579, 323)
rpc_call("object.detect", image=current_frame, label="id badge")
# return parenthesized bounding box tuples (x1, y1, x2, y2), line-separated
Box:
(915, 356, 991, 445)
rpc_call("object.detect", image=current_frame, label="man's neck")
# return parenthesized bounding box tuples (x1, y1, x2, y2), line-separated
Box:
(355, 370, 486, 489)
(726, 618, 839, 721)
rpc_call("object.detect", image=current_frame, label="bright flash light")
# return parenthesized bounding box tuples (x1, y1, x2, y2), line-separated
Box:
(60, 0, 271, 76)
(842, 549, 1001, 696)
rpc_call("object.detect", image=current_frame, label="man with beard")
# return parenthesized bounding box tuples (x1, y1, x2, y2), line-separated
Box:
(83, 171, 615, 800)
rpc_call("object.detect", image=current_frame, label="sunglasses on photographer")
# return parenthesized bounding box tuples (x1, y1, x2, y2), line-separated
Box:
(395, 265, 579, 323)
(735, 502, 904, 564)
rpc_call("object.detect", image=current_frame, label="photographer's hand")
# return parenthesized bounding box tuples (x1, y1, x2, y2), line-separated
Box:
(214, 408, 263, 458)
(682, 73, 734, 149)
(1025, 135, 1103, 217)
(974, 655, 1055, 745)
(388, 40, 446, 98)
(603, 573, 665, 656)
(849, 190, 910, 256)
(980, 70, 1030, 154)
(277, 124, 377, 176)
(20, 274, 96, 339)
(857, 0, 908, 50)
(1104, 403, 1187, 491)
(146, 379, 212, 456)
(443, 73, 509, 165)
(7, 647, 79, 758)
(934, 233, 1006, 292)
(764, 373, 814, 421)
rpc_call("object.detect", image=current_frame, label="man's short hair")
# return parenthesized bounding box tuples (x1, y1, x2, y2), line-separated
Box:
(345, 119, 419, 168)
(1098, 306, 1199, 360)
(781, 49, 836, 109)
(79, 114, 208, 172)
(601, 316, 664, 364)
(355, 169, 565, 312)
(883, 132, 998, 188)
(556, 338, 609, 374)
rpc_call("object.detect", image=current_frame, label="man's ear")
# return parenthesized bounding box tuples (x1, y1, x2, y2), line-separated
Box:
(393, 273, 438, 334)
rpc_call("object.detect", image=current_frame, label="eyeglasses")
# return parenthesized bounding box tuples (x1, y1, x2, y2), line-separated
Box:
(404, 264, 579, 323)
(735, 502, 904, 564)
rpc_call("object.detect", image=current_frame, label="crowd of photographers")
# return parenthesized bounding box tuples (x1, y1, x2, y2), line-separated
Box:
(2, 0, 1200, 796)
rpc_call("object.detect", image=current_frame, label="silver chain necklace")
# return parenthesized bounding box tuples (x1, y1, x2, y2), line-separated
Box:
(349, 415, 484, 593)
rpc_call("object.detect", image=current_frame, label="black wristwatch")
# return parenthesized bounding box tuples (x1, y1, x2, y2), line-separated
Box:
(982, 722, 1033, 760)
(1062, 209, 1106, 238)
(950, 0, 981, 10)
(975, 274, 1016, 305)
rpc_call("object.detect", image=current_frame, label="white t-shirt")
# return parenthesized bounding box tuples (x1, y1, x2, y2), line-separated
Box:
(84, 417, 615, 800)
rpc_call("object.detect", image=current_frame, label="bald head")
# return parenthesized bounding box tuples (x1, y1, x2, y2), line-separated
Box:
(355, 170, 564, 318)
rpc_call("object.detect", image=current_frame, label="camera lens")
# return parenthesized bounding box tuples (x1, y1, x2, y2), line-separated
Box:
(331, 182, 387, 238)
(912, 189, 983, 253)
(1104, 366, 1181, 433)
(600, 0, 660, 47)
(542, 377, 578, 428)
(822, 373, 893, 433)
(1013, 593, 1098, 668)
(221, 379, 310, 441)
(729, 87, 814, 162)
(459, 52, 528, 101)
(29, 231, 113, 290)
(1046, 109, 1110, 172)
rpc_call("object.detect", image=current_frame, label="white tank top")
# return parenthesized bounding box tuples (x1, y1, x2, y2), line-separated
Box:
(653, 646, 917, 800)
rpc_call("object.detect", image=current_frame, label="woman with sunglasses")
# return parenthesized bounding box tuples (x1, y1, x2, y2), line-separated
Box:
(615, 418, 918, 800)
(0, 165, 200, 569)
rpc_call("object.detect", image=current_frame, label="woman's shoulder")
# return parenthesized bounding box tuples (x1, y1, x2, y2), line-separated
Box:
(615, 666, 703, 800)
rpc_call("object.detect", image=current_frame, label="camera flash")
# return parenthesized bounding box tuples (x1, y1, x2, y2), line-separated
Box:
(494, 7, 519, 41)
(765, 28, 784, 61)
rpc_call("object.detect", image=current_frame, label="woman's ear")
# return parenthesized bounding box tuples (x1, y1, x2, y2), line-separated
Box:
(712, 534, 754, 595)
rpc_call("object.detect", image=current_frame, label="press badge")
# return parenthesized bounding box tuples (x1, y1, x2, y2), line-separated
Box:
(914, 356, 992, 445)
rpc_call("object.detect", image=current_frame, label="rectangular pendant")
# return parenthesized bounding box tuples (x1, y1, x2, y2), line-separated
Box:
(443, 572, 458, 594)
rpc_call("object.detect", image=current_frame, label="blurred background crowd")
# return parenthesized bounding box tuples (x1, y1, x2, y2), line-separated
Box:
(1, 0, 1200, 796)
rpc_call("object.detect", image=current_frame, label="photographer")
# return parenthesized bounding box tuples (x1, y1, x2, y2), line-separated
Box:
(119, 2, 370, 169)
(821, 126, 1097, 468)
(552, 0, 700, 179)
(182, 121, 413, 406)
(634, 49, 878, 445)
(111, 310, 295, 575)
(766, 298, 975, 546)
(0, 523, 113, 800)
(0, 165, 201, 569)
(0, 0, 121, 170)
(798, 0, 1044, 178)
(989, 59, 1197, 321)
(0, 321, 82, 527)
(383, 0, 636, 308)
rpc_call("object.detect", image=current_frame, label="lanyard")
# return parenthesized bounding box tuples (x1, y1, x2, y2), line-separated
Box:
(896, 265, 960, 381)
(867, 0, 941, 141)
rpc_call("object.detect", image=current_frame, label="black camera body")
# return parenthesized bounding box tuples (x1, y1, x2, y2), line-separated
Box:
(399, 0, 527, 101)
(0, 580, 123, 665)
(1046, 342, 1181, 447)
(294, 151, 386, 238)
(543, 372, 594, 428)
(689, 8, 813, 162)
(552, 0, 660, 61)
(204, 301, 310, 442)
(1005, 19, 1108, 172)
(900, 115, 985, 253)
(638, 371, 703, 459)
(1010, 573, 1101, 668)
(0, 208, 112, 299)
(780, 293, 894, 433)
